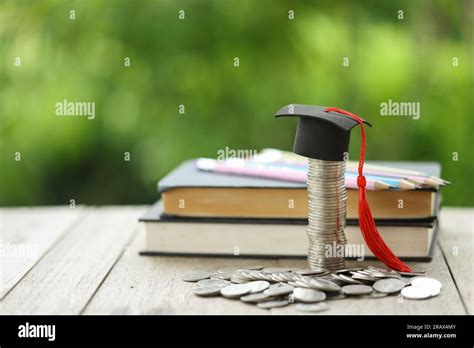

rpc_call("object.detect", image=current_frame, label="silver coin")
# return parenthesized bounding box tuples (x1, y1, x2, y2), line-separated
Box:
(230, 276, 249, 284)
(249, 270, 264, 279)
(369, 271, 398, 279)
(335, 268, 363, 274)
(247, 280, 270, 293)
(373, 273, 402, 279)
(373, 278, 406, 294)
(307, 215, 346, 221)
(368, 265, 390, 272)
(323, 276, 345, 286)
(269, 282, 287, 289)
(329, 274, 345, 281)
(262, 267, 292, 273)
(293, 288, 326, 303)
(259, 273, 276, 282)
(307, 205, 346, 212)
(270, 273, 286, 282)
(295, 302, 329, 313)
(257, 299, 290, 309)
(310, 270, 332, 277)
(326, 293, 347, 300)
(400, 271, 427, 277)
(401, 286, 433, 300)
(367, 268, 401, 278)
(400, 268, 426, 276)
(240, 292, 273, 303)
(411, 268, 426, 273)
(220, 284, 251, 298)
(341, 284, 373, 296)
(306, 216, 346, 223)
(294, 280, 312, 289)
(338, 274, 363, 285)
(410, 277, 442, 295)
(193, 285, 223, 297)
(217, 266, 241, 274)
(210, 272, 234, 280)
(238, 264, 264, 271)
(309, 278, 341, 292)
(307, 226, 346, 233)
(295, 268, 328, 275)
(430, 286, 441, 297)
(307, 186, 345, 192)
(307, 210, 346, 217)
(288, 281, 305, 288)
(361, 291, 388, 299)
(182, 272, 210, 282)
(351, 274, 378, 282)
(309, 262, 346, 273)
(264, 285, 294, 297)
(408, 275, 425, 283)
(279, 272, 298, 282)
(197, 279, 230, 288)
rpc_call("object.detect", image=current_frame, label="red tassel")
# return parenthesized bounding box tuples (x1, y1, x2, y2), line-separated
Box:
(324, 107, 412, 272)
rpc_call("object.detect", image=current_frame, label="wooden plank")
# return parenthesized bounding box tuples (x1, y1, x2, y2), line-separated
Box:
(0, 206, 146, 314)
(84, 227, 276, 315)
(272, 244, 466, 315)
(437, 208, 473, 314)
(86, 227, 465, 315)
(0, 206, 83, 299)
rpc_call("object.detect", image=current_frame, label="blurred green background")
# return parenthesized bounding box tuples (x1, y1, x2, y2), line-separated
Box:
(1, 0, 472, 206)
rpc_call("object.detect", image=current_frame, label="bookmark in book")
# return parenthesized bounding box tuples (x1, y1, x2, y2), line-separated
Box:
(276, 104, 411, 272)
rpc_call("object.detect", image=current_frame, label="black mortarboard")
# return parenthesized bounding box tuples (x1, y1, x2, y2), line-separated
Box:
(275, 104, 371, 161)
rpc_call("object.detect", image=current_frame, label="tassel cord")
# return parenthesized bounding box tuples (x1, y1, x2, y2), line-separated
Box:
(324, 107, 412, 272)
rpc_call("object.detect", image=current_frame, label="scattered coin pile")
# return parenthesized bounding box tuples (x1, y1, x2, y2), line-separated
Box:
(182, 265, 442, 312)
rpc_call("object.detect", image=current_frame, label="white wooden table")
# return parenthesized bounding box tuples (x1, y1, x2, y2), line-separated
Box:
(0, 207, 472, 315)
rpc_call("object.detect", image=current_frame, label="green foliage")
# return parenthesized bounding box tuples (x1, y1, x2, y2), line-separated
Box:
(0, 0, 472, 206)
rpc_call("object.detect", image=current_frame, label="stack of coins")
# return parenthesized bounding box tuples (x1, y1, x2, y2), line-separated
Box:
(306, 158, 347, 271)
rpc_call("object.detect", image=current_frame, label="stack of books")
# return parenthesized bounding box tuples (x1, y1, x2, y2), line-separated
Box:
(140, 149, 448, 261)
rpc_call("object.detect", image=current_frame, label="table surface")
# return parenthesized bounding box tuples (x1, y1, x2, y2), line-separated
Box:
(0, 206, 472, 315)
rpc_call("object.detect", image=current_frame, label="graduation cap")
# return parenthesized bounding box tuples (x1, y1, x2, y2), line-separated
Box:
(276, 104, 411, 272)
(275, 104, 372, 161)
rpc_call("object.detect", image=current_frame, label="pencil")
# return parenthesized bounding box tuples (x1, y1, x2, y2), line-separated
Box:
(344, 173, 420, 190)
(345, 168, 444, 187)
(259, 149, 449, 186)
(346, 162, 449, 185)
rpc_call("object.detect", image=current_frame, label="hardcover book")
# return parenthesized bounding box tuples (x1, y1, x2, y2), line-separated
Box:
(158, 160, 441, 220)
(139, 201, 438, 260)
